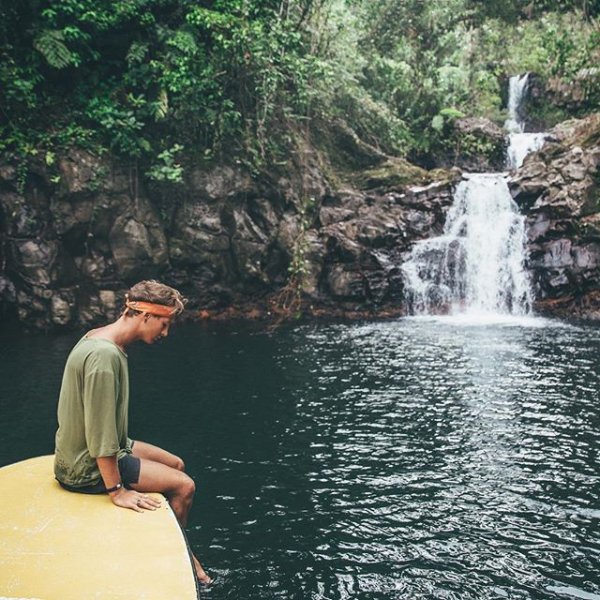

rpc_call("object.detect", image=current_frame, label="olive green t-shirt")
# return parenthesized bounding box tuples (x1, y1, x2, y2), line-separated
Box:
(54, 336, 132, 487)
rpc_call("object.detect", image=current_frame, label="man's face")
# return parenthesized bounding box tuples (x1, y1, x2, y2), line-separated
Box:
(141, 315, 172, 344)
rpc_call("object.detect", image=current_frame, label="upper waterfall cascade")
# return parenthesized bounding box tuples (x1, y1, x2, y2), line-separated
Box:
(505, 73, 547, 169)
(401, 73, 547, 317)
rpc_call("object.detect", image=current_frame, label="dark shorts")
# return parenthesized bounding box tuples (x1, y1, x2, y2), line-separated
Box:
(58, 454, 142, 495)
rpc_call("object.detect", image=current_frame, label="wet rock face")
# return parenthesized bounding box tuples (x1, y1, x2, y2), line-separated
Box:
(0, 145, 337, 327)
(313, 181, 456, 310)
(0, 144, 460, 328)
(9, 150, 188, 327)
(509, 114, 600, 319)
(0, 150, 256, 327)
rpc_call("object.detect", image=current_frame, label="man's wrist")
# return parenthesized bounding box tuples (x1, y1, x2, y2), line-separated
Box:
(106, 481, 123, 494)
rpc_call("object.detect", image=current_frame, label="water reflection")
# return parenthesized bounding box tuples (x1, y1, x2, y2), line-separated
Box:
(267, 318, 600, 599)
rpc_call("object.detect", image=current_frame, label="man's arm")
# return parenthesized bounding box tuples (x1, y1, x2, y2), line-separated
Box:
(96, 456, 160, 512)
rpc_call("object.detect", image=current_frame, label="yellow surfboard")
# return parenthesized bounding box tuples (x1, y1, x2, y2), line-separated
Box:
(0, 455, 200, 600)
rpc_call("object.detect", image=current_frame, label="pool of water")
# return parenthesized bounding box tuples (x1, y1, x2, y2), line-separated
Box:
(1, 316, 599, 599)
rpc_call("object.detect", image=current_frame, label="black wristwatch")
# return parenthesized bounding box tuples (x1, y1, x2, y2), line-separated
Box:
(106, 482, 123, 494)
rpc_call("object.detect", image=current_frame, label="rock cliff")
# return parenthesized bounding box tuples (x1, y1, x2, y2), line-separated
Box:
(509, 114, 600, 319)
(1, 112, 599, 329)
(0, 140, 457, 328)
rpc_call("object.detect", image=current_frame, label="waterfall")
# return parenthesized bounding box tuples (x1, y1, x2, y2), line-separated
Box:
(507, 133, 546, 170)
(402, 174, 532, 316)
(504, 73, 529, 133)
(401, 73, 547, 318)
(505, 73, 547, 169)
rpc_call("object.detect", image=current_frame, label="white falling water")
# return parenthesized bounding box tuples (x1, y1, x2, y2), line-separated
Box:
(401, 72, 546, 318)
(507, 133, 547, 170)
(505, 73, 547, 169)
(402, 174, 532, 316)
(504, 73, 529, 133)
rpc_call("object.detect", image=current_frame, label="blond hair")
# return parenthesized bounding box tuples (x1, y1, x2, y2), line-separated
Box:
(123, 280, 186, 317)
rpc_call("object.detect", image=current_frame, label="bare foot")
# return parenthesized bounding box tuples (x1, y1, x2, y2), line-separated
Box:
(192, 554, 213, 585)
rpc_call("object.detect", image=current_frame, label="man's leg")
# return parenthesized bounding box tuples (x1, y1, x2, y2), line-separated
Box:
(130, 457, 195, 525)
(130, 444, 211, 584)
(132, 440, 185, 471)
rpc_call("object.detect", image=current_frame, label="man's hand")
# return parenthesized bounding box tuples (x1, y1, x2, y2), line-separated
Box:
(96, 455, 161, 512)
(110, 488, 162, 513)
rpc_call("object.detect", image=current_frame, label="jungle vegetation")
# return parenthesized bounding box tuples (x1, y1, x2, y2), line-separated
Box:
(1, 0, 599, 178)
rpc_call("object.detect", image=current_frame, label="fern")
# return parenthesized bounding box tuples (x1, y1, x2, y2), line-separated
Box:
(126, 41, 149, 65)
(154, 89, 169, 121)
(33, 30, 74, 69)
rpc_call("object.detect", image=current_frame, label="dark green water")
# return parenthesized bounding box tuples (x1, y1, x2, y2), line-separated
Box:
(1, 315, 599, 599)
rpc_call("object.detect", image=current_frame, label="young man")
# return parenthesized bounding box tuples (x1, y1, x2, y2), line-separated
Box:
(54, 280, 212, 585)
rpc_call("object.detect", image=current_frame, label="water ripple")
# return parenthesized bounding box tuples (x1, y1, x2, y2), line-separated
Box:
(1, 318, 598, 599)
(197, 317, 599, 600)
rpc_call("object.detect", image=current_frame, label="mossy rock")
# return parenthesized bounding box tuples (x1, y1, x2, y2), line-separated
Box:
(550, 113, 600, 149)
(574, 115, 600, 149)
(352, 158, 430, 190)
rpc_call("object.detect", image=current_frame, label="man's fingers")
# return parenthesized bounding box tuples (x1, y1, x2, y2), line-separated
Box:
(112, 489, 160, 512)
(137, 494, 161, 510)
(129, 498, 148, 512)
(114, 491, 162, 512)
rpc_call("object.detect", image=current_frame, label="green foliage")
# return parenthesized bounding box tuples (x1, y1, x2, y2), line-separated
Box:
(85, 97, 150, 157)
(460, 133, 499, 161)
(344, 1, 599, 157)
(146, 144, 184, 183)
(502, 12, 600, 80)
(275, 195, 317, 319)
(287, 196, 316, 287)
(16, 161, 29, 195)
(432, 107, 465, 132)
(33, 30, 77, 69)
(0, 0, 598, 176)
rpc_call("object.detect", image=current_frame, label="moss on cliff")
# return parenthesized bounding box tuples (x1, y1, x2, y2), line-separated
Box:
(352, 158, 456, 191)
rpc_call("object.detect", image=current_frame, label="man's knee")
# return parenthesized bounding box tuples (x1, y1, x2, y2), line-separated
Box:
(178, 473, 195, 499)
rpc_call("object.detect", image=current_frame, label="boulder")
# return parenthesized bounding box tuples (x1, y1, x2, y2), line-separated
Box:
(431, 117, 507, 172)
(454, 117, 507, 172)
(109, 211, 168, 280)
(9, 239, 59, 286)
(51, 292, 74, 326)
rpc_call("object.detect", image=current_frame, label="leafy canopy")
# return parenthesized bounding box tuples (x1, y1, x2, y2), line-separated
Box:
(0, 0, 598, 171)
